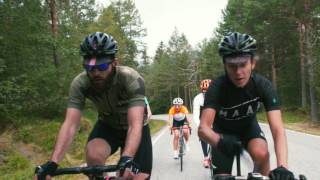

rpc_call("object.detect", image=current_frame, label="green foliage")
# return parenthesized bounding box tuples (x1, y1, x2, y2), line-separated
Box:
(257, 108, 310, 123)
(0, 150, 33, 179)
(196, 37, 224, 81)
(13, 118, 62, 152)
(0, 0, 97, 122)
(91, 0, 146, 68)
(148, 120, 167, 135)
(145, 29, 197, 112)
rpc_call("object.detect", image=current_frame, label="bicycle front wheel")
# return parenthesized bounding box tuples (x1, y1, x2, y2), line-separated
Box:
(179, 138, 184, 172)
(180, 154, 183, 172)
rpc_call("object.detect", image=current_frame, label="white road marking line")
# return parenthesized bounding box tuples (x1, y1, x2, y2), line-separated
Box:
(152, 127, 168, 146)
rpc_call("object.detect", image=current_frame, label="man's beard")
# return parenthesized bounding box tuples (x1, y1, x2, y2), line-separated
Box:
(89, 76, 106, 89)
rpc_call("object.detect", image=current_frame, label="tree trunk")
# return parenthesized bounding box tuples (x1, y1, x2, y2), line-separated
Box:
(169, 89, 172, 106)
(48, 0, 60, 66)
(305, 24, 319, 122)
(184, 86, 187, 108)
(298, 22, 307, 108)
(271, 46, 277, 90)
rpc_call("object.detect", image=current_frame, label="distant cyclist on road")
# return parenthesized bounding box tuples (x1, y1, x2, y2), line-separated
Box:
(35, 32, 152, 180)
(198, 32, 295, 180)
(168, 97, 192, 159)
(193, 79, 212, 168)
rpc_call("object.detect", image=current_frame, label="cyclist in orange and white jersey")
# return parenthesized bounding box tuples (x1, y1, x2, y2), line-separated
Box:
(168, 97, 192, 159)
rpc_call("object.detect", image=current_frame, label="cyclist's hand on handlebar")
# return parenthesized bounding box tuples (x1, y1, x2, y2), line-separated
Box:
(217, 134, 242, 156)
(34, 160, 58, 180)
(269, 166, 295, 180)
(117, 155, 139, 178)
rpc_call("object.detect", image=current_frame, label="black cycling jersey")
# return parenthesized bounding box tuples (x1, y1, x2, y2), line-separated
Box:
(204, 73, 280, 134)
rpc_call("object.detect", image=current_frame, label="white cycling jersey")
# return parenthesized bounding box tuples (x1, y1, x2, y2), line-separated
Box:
(173, 112, 186, 121)
(192, 92, 205, 127)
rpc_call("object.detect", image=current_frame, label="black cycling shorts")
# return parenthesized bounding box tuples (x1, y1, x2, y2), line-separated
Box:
(172, 118, 188, 127)
(211, 120, 266, 174)
(88, 121, 153, 175)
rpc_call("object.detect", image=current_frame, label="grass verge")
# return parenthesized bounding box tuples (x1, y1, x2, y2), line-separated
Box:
(257, 109, 320, 136)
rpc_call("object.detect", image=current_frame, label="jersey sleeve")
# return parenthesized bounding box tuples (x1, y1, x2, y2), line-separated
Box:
(123, 68, 145, 108)
(168, 107, 175, 115)
(67, 74, 86, 110)
(203, 77, 222, 110)
(192, 94, 201, 127)
(258, 76, 281, 111)
(181, 106, 189, 114)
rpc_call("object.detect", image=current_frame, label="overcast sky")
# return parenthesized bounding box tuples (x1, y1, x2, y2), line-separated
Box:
(96, 0, 228, 57)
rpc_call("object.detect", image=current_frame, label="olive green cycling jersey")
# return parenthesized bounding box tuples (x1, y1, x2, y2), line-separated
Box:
(68, 66, 145, 130)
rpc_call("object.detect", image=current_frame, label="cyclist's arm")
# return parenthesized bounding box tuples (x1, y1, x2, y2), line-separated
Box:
(168, 107, 174, 127)
(181, 106, 192, 127)
(267, 110, 288, 168)
(168, 114, 173, 127)
(51, 108, 82, 163)
(147, 104, 152, 120)
(186, 113, 192, 128)
(122, 106, 144, 157)
(198, 108, 220, 146)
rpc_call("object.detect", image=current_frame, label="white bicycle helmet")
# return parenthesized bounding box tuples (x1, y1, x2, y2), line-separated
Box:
(173, 97, 183, 105)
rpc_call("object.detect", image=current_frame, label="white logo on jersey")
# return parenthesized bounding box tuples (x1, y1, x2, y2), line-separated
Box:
(218, 97, 261, 121)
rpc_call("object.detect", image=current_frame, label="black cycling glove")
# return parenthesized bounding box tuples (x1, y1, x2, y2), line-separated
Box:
(117, 156, 140, 176)
(217, 134, 242, 157)
(269, 166, 295, 180)
(35, 160, 58, 179)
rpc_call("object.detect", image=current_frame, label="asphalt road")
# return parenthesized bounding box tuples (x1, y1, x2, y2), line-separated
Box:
(150, 114, 320, 180)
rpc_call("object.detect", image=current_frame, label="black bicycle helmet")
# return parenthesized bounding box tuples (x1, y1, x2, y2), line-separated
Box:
(80, 32, 118, 57)
(218, 32, 257, 58)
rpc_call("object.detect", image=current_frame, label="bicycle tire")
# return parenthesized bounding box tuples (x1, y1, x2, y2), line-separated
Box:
(179, 126, 184, 172)
(180, 153, 183, 172)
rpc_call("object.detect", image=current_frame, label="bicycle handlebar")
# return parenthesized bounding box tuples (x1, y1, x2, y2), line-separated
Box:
(171, 127, 191, 130)
(51, 165, 118, 176)
(170, 126, 192, 135)
(214, 173, 307, 180)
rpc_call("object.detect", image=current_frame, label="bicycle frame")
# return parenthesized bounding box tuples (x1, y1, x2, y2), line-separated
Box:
(171, 126, 190, 172)
(178, 126, 185, 172)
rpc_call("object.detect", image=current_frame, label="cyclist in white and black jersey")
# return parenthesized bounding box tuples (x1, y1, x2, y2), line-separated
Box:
(198, 32, 295, 180)
(193, 79, 212, 168)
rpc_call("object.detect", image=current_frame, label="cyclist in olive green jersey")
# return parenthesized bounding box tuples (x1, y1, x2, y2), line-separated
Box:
(35, 32, 152, 180)
(198, 32, 295, 180)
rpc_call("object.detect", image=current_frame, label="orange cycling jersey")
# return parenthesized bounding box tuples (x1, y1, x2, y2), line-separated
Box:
(168, 105, 189, 115)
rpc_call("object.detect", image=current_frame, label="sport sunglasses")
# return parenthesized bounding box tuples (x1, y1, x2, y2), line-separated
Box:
(84, 63, 110, 72)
